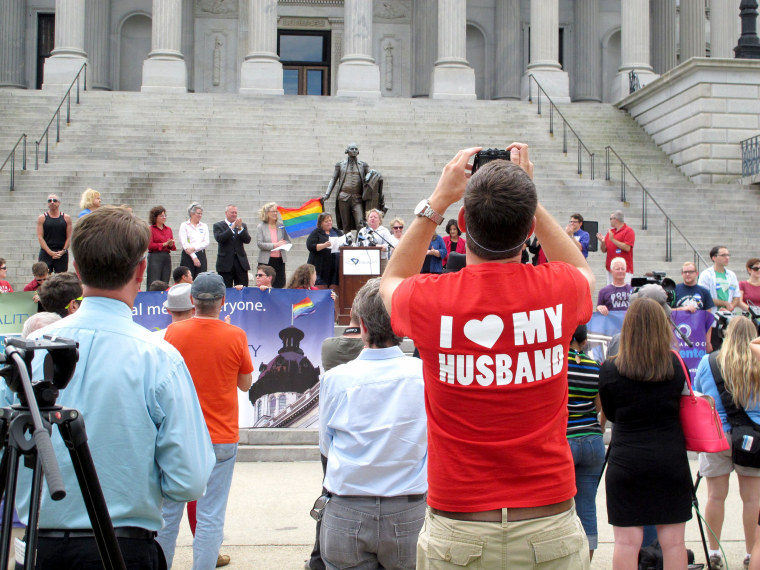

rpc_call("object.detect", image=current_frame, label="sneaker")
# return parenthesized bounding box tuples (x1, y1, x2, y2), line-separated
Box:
(745, 555, 751, 570)
(216, 554, 231, 568)
(709, 554, 724, 570)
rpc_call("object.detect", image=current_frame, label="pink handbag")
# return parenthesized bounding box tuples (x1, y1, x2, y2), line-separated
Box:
(676, 352, 730, 453)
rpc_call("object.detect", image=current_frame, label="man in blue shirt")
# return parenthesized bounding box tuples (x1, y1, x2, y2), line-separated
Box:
(5, 206, 214, 569)
(318, 277, 427, 569)
(566, 213, 590, 258)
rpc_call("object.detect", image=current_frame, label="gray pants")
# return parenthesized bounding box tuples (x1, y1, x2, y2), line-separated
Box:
(320, 494, 426, 570)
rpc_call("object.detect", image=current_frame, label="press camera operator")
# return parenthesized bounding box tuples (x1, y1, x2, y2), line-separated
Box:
(0, 207, 214, 569)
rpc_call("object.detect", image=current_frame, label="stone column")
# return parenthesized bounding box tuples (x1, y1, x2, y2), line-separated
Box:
(430, 0, 475, 99)
(240, 0, 283, 95)
(141, 0, 187, 92)
(412, 0, 436, 97)
(522, 0, 569, 102)
(0, 0, 26, 88)
(182, 0, 195, 91)
(336, 0, 380, 97)
(85, 0, 111, 90)
(573, 0, 601, 101)
(493, 0, 521, 100)
(612, 0, 658, 101)
(711, 0, 741, 58)
(43, 0, 89, 90)
(650, 0, 676, 74)
(681, 0, 706, 61)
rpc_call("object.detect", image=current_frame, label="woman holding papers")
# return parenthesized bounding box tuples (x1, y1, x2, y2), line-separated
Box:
(306, 213, 343, 289)
(256, 202, 291, 288)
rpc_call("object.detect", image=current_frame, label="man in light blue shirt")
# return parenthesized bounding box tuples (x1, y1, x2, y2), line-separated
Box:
(319, 277, 427, 569)
(3, 206, 214, 569)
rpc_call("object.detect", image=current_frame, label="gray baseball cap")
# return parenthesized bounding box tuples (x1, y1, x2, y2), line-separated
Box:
(191, 272, 226, 300)
(164, 283, 193, 311)
(631, 283, 671, 316)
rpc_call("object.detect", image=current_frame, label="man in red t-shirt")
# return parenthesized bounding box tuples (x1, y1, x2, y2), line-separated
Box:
(157, 272, 253, 569)
(380, 144, 595, 569)
(596, 209, 635, 284)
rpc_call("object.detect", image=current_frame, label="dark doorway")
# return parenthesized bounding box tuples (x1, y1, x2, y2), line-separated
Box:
(278, 30, 330, 95)
(37, 14, 55, 89)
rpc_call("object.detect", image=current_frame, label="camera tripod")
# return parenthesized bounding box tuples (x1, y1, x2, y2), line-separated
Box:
(0, 337, 126, 570)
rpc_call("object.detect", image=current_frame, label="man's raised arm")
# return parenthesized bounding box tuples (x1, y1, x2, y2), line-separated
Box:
(380, 147, 481, 314)
(535, 204, 596, 291)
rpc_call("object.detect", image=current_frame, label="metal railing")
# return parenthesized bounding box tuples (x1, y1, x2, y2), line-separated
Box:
(741, 134, 760, 178)
(527, 74, 595, 179)
(34, 62, 87, 170)
(0, 134, 27, 191)
(605, 145, 709, 269)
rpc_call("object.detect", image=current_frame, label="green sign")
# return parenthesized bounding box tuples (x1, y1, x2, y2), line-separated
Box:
(0, 292, 37, 350)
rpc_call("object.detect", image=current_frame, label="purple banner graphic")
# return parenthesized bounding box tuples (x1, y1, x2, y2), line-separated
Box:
(133, 288, 335, 428)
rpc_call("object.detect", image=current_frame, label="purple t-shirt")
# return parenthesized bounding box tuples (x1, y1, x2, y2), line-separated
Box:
(597, 284, 632, 311)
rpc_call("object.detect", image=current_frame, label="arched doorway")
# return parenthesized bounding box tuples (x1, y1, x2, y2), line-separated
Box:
(466, 24, 486, 100)
(602, 28, 621, 103)
(119, 14, 151, 91)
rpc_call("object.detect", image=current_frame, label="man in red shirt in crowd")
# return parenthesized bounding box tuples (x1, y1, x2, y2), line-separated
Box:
(380, 143, 595, 569)
(597, 209, 635, 284)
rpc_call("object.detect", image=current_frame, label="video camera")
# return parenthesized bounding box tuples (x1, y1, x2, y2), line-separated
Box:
(631, 272, 676, 306)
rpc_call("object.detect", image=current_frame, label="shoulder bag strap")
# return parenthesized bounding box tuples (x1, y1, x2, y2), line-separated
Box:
(672, 350, 693, 395)
(709, 351, 754, 427)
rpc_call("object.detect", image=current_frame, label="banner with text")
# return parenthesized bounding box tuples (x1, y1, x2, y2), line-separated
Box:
(132, 288, 334, 428)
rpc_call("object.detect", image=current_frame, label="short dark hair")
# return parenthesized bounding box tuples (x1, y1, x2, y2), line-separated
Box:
(353, 277, 401, 348)
(257, 265, 275, 279)
(148, 206, 166, 225)
(571, 213, 584, 224)
(39, 272, 83, 317)
(173, 265, 191, 284)
(149, 280, 168, 291)
(747, 258, 760, 272)
(710, 245, 726, 260)
(445, 219, 461, 237)
(317, 212, 333, 229)
(71, 206, 150, 289)
(464, 160, 537, 260)
(193, 297, 223, 317)
(32, 262, 50, 278)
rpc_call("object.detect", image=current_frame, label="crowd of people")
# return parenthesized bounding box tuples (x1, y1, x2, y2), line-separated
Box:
(3, 146, 760, 570)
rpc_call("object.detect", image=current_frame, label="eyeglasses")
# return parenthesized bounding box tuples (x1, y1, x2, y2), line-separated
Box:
(717, 253, 730, 257)
(0, 266, 6, 270)
(65, 296, 83, 310)
(568, 220, 580, 224)
(47, 198, 59, 203)
(256, 274, 267, 278)
(751, 266, 760, 271)
(682, 270, 696, 274)
(392, 226, 403, 230)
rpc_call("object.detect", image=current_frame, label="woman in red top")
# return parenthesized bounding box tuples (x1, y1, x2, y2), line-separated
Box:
(442, 219, 466, 267)
(740, 257, 760, 310)
(146, 205, 176, 289)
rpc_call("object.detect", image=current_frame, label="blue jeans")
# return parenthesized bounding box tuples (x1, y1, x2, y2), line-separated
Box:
(569, 435, 605, 550)
(157, 443, 237, 570)
(320, 495, 425, 570)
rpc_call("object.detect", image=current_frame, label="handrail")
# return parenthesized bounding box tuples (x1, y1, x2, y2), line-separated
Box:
(740, 134, 760, 178)
(0, 134, 27, 191)
(605, 145, 709, 270)
(527, 74, 595, 179)
(35, 62, 87, 170)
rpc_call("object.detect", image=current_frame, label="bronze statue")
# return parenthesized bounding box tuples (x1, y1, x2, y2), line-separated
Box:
(322, 144, 385, 232)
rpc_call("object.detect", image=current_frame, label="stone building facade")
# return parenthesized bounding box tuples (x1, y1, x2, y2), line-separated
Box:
(0, 0, 742, 102)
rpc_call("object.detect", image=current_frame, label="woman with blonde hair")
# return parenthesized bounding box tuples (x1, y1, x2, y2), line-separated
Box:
(256, 202, 290, 288)
(78, 188, 101, 218)
(599, 297, 691, 570)
(695, 316, 760, 570)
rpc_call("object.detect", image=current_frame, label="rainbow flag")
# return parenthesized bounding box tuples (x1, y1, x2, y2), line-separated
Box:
(278, 198, 323, 238)
(292, 297, 316, 320)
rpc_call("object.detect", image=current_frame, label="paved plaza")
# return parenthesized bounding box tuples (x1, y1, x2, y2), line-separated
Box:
(168, 458, 752, 569)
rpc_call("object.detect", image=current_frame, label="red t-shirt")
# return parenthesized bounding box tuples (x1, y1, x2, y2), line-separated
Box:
(23, 279, 42, 292)
(603, 224, 635, 273)
(165, 318, 253, 443)
(392, 262, 592, 511)
(148, 225, 177, 253)
(0, 281, 13, 293)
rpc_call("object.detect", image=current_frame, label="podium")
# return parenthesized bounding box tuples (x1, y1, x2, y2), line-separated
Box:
(337, 246, 382, 325)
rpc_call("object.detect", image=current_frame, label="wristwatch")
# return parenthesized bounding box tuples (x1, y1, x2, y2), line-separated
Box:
(414, 199, 444, 225)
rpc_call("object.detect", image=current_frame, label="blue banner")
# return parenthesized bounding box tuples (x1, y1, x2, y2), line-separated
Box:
(133, 288, 335, 428)
(586, 309, 713, 377)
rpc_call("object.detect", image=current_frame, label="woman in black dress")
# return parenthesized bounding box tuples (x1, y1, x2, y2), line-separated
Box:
(599, 297, 692, 570)
(306, 213, 343, 289)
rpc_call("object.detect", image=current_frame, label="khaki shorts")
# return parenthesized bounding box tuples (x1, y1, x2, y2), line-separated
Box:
(698, 447, 760, 478)
(416, 504, 589, 569)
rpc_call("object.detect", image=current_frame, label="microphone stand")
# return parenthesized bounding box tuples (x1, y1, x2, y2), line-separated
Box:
(363, 227, 395, 252)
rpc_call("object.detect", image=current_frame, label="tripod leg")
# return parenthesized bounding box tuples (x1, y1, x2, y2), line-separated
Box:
(692, 470, 712, 570)
(24, 456, 43, 570)
(0, 445, 20, 570)
(57, 413, 126, 570)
